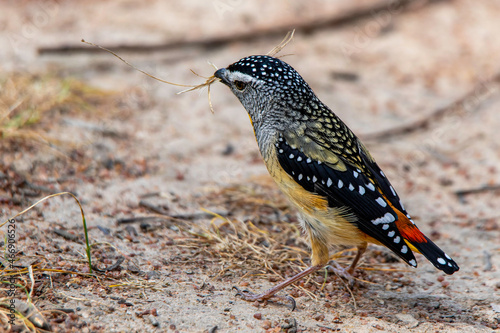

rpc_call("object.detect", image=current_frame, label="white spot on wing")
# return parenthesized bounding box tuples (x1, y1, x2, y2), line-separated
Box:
(376, 197, 387, 207)
(312, 176, 317, 183)
(338, 180, 343, 188)
(390, 186, 396, 196)
(298, 174, 303, 181)
(297, 156, 302, 162)
(289, 154, 294, 159)
(394, 236, 400, 243)
(353, 171, 359, 178)
(388, 231, 395, 237)
(366, 183, 375, 191)
(401, 245, 408, 254)
(437, 257, 446, 265)
(327, 178, 333, 187)
(382, 224, 389, 230)
(409, 259, 417, 267)
(372, 212, 396, 225)
(359, 186, 365, 195)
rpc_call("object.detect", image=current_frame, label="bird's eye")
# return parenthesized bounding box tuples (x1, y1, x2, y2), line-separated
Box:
(234, 80, 247, 91)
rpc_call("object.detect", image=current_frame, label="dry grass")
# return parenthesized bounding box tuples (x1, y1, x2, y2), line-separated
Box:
(0, 178, 410, 331)
(0, 72, 122, 147)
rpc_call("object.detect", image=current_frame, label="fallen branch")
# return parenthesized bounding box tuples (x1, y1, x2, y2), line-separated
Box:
(39, 0, 445, 55)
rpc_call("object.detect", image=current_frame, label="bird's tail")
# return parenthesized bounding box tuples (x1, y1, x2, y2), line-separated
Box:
(392, 208, 459, 275)
(405, 236, 459, 275)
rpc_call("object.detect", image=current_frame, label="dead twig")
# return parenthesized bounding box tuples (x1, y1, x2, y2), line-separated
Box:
(53, 228, 80, 242)
(454, 184, 500, 197)
(116, 210, 230, 225)
(91, 256, 125, 272)
(316, 324, 341, 331)
(139, 200, 169, 215)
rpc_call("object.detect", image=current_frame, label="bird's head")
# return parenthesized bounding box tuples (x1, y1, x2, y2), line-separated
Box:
(214, 55, 316, 130)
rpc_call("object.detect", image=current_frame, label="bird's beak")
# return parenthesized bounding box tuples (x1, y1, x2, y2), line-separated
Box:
(214, 68, 230, 86)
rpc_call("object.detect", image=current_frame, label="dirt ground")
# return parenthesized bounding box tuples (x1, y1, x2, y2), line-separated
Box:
(1, 0, 500, 332)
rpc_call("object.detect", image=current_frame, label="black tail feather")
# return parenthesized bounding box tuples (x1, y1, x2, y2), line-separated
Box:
(410, 236, 459, 275)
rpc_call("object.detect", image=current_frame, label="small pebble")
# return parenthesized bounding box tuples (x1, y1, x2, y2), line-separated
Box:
(149, 316, 159, 327)
(253, 313, 262, 320)
(313, 313, 325, 321)
(395, 313, 419, 328)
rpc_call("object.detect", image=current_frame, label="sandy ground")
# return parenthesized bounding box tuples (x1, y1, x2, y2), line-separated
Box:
(1, 0, 500, 332)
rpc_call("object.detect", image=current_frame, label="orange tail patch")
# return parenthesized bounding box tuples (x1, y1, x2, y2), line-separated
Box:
(394, 210, 427, 243)
(383, 195, 427, 244)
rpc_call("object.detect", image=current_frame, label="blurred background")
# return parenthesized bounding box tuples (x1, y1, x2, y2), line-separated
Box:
(1, 0, 499, 331)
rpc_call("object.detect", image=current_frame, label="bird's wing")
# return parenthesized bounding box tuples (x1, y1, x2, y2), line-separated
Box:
(277, 131, 418, 266)
(278, 128, 459, 274)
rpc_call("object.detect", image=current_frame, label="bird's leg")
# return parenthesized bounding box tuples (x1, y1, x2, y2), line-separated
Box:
(234, 233, 330, 310)
(327, 243, 367, 286)
(348, 243, 367, 274)
(233, 264, 323, 310)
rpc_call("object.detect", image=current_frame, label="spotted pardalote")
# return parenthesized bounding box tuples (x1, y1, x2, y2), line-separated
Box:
(214, 55, 459, 307)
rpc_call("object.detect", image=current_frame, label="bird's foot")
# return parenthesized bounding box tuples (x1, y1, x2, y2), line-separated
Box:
(327, 262, 356, 287)
(232, 286, 296, 311)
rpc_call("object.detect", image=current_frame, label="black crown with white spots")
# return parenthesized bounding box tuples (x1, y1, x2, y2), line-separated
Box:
(227, 55, 316, 101)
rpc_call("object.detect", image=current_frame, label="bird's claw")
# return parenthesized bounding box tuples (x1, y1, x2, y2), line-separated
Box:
(232, 286, 250, 297)
(284, 295, 296, 311)
(232, 286, 296, 311)
(327, 263, 356, 287)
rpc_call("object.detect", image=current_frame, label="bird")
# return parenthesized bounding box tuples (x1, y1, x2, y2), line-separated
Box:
(213, 54, 459, 308)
